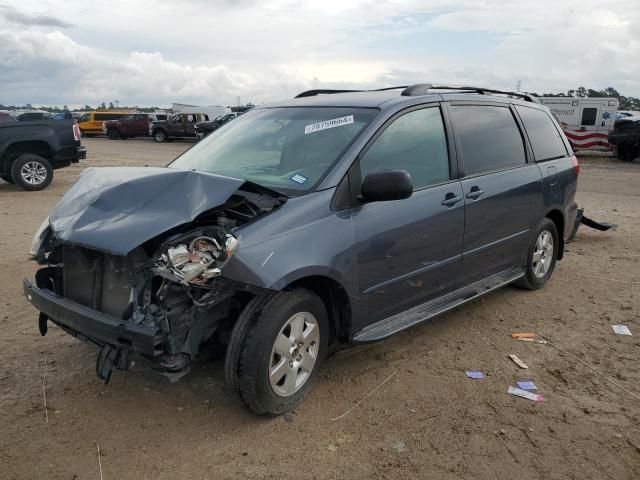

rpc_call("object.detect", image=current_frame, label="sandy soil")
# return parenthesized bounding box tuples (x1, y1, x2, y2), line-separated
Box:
(1, 138, 639, 480)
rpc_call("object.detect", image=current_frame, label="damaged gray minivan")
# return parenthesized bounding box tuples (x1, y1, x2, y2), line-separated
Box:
(24, 85, 579, 414)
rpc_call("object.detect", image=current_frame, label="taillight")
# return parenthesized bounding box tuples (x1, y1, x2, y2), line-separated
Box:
(72, 123, 80, 141)
(571, 155, 580, 176)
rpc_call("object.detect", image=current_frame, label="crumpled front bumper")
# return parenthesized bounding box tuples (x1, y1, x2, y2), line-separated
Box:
(23, 278, 164, 356)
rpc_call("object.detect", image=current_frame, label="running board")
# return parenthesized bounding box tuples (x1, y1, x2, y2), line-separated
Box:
(352, 267, 524, 343)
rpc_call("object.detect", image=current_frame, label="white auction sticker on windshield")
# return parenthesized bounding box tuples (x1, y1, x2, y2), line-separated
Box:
(304, 115, 354, 135)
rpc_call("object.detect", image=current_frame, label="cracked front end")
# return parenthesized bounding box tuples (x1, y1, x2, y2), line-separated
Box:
(24, 167, 285, 383)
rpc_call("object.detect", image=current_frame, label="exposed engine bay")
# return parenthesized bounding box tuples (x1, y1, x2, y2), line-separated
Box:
(29, 168, 285, 383)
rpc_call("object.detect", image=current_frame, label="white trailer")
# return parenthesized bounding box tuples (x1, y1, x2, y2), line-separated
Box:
(538, 97, 618, 151)
(171, 103, 230, 120)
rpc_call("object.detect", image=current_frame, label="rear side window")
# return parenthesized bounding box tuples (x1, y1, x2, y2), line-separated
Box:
(359, 107, 450, 190)
(450, 105, 526, 176)
(515, 106, 568, 161)
(95, 113, 124, 121)
(580, 108, 597, 126)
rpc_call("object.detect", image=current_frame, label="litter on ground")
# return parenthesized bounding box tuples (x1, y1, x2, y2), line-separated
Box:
(517, 380, 537, 391)
(511, 333, 536, 339)
(612, 325, 632, 336)
(465, 371, 485, 379)
(508, 354, 529, 369)
(507, 386, 545, 402)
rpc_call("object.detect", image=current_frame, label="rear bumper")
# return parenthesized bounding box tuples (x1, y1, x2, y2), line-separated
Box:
(24, 278, 163, 356)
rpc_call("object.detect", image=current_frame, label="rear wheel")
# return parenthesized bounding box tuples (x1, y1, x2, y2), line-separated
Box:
(515, 218, 558, 290)
(153, 129, 168, 142)
(224, 289, 329, 415)
(10, 154, 53, 191)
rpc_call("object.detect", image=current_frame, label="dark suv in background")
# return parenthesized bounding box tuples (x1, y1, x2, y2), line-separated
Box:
(609, 115, 640, 161)
(195, 112, 242, 139)
(25, 84, 578, 414)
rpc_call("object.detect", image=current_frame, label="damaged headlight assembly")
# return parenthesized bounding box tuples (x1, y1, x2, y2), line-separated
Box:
(153, 231, 240, 286)
(29, 216, 51, 260)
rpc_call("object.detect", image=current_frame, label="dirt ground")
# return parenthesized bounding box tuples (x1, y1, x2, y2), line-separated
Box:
(1, 138, 639, 480)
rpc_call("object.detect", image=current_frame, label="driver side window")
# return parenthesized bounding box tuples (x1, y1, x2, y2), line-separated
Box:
(359, 107, 450, 190)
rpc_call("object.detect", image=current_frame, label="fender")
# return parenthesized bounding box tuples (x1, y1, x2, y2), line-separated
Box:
(0, 125, 59, 161)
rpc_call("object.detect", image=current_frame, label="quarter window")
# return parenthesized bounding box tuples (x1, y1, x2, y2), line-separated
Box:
(515, 106, 567, 161)
(580, 108, 597, 126)
(450, 105, 526, 176)
(359, 108, 450, 190)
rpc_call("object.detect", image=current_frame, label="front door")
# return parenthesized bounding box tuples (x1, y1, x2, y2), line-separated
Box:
(185, 114, 199, 137)
(351, 106, 465, 328)
(448, 104, 543, 286)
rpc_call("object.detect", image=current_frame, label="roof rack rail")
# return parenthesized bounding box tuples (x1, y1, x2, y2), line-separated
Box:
(401, 84, 539, 103)
(295, 89, 363, 98)
(294, 86, 410, 98)
(294, 84, 539, 103)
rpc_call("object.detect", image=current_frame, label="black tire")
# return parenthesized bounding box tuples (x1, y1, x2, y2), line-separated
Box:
(107, 128, 121, 140)
(1, 174, 14, 184)
(515, 218, 559, 290)
(153, 129, 168, 142)
(615, 145, 636, 162)
(224, 289, 329, 415)
(10, 154, 53, 191)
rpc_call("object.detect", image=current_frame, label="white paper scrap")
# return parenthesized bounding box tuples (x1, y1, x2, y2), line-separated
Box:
(507, 386, 545, 402)
(508, 354, 529, 369)
(612, 325, 632, 336)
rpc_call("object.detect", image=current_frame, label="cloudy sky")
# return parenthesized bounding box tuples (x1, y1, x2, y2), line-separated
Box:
(1, 0, 639, 108)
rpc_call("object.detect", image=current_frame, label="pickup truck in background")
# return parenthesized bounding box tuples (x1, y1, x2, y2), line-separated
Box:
(149, 113, 211, 142)
(103, 113, 157, 140)
(0, 120, 86, 190)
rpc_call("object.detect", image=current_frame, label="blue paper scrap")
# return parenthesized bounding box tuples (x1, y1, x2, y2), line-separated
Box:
(517, 380, 537, 391)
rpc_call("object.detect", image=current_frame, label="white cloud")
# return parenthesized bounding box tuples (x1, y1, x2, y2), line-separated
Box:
(0, 0, 639, 107)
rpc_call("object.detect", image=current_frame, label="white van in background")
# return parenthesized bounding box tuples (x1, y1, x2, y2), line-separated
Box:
(539, 97, 618, 151)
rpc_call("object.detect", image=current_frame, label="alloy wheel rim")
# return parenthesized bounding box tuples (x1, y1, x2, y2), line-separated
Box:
(20, 161, 47, 185)
(532, 230, 554, 278)
(155, 131, 165, 141)
(269, 312, 320, 397)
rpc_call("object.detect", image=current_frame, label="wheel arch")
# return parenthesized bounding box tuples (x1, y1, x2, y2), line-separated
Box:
(283, 275, 352, 342)
(545, 208, 565, 260)
(1, 141, 52, 171)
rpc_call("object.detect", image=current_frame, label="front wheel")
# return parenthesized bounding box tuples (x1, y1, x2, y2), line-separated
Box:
(225, 289, 329, 415)
(515, 218, 559, 290)
(10, 154, 53, 191)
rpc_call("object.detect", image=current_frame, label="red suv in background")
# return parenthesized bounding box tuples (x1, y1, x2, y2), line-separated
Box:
(104, 114, 158, 139)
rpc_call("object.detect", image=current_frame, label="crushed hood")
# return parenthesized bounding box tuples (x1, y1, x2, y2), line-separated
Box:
(49, 167, 245, 255)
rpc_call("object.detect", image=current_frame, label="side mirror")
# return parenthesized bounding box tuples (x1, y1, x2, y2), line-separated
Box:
(361, 170, 413, 203)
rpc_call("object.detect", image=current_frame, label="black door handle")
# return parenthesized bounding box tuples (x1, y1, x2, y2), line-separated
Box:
(441, 193, 462, 207)
(466, 187, 484, 200)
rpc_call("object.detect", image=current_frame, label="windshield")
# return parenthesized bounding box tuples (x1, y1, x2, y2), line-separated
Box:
(169, 107, 377, 195)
